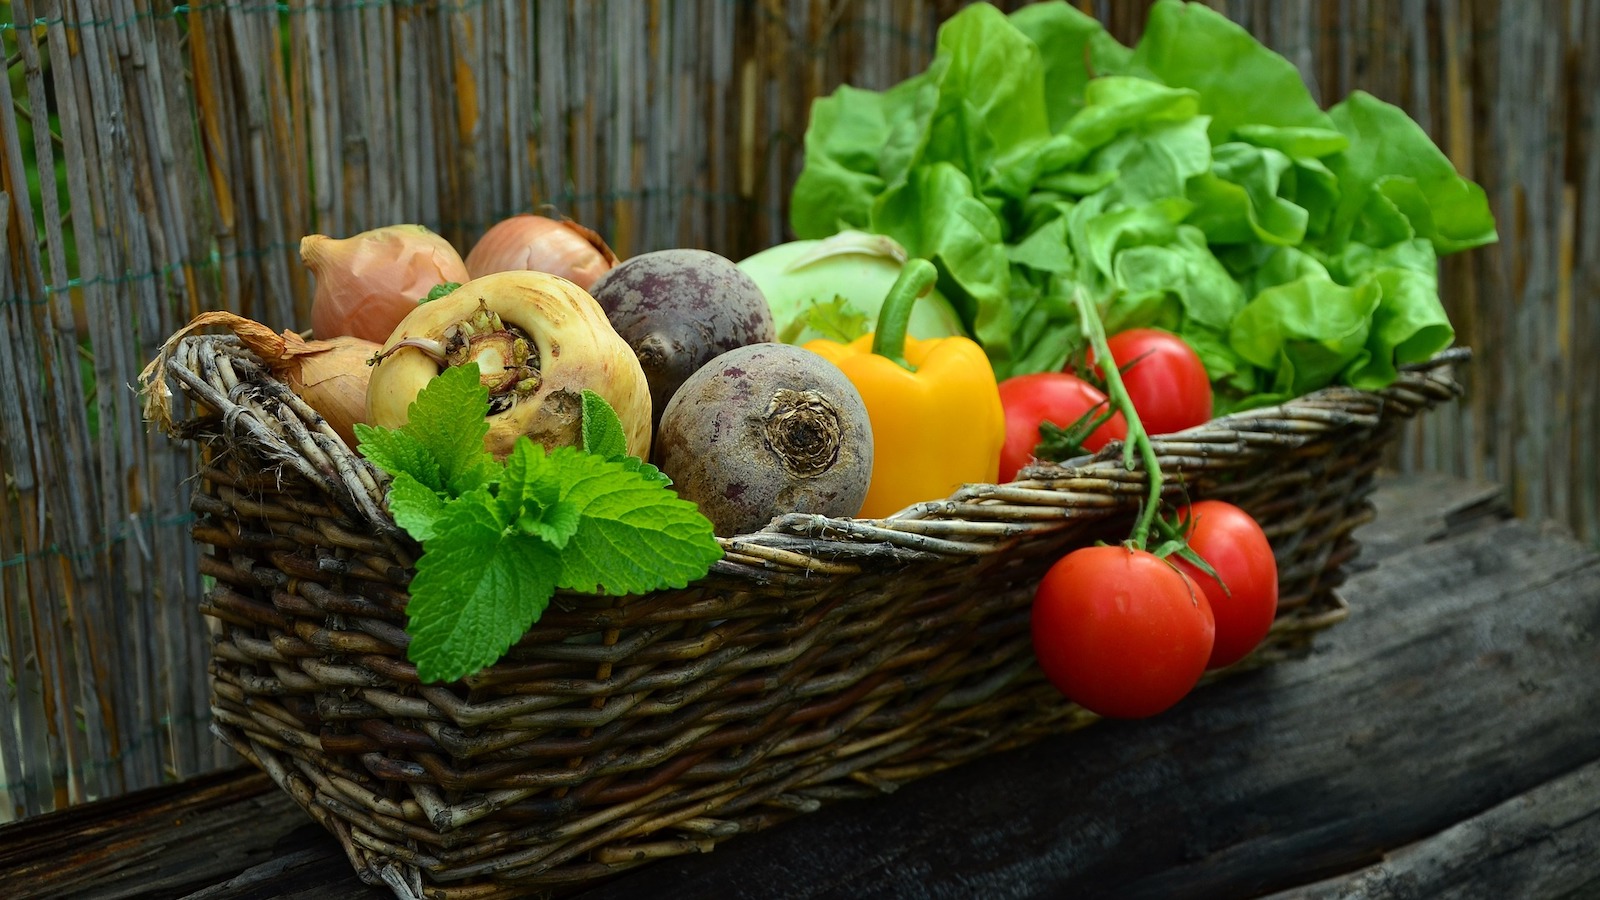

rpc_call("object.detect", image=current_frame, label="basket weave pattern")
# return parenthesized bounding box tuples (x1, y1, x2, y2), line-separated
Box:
(160, 334, 1464, 898)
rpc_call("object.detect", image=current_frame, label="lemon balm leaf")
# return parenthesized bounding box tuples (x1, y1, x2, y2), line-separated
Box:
(388, 472, 449, 542)
(403, 487, 559, 684)
(542, 448, 722, 596)
(377, 377, 719, 683)
(580, 389, 629, 461)
(581, 388, 670, 486)
(354, 425, 442, 493)
(499, 439, 582, 550)
(400, 363, 500, 495)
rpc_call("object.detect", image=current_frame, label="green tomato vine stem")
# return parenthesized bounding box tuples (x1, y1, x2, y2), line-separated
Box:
(1071, 288, 1162, 550)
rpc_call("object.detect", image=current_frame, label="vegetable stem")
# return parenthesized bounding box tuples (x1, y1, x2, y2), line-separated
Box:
(871, 258, 938, 371)
(1071, 288, 1162, 550)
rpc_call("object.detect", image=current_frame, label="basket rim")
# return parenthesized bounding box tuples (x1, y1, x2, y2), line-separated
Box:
(144, 334, 1466, 579)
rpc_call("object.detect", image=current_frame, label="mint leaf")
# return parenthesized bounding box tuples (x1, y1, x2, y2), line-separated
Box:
(403, 486, 559, 683)
(619, 456, 671, 488)
(389, 398, 719, 682)
(580, 388, 669, 485)
(355, 425, 443, 493)
(399, 362, 499, 496)
(420, 282, 461, 303)
(518, 500, 582, 549)
(388, 472, 449, 541)
(542, 448, 722, 595)
(580, 389, 629, 460)
(499, 439, 582, 550)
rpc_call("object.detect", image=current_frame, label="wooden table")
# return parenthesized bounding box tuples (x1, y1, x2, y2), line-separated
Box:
(5, 472, 1599, 900)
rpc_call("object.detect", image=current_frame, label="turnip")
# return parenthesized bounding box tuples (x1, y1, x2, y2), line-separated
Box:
(366, 271, 652, 460)
(589, 248, 775, 428)
(654, 343, 873, 537)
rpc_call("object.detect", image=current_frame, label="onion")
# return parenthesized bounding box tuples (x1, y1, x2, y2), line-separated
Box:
(464, 214, 619, 289)
(303, 224, 470, 344)
(139, 311, 378, 448)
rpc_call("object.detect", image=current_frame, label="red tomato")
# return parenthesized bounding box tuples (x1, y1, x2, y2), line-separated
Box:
(996, 372, 1128, 482)
(1031, 545, 1215, 719)
(1170, 500, 1279, 670)
(1080, 328, 1213, 436)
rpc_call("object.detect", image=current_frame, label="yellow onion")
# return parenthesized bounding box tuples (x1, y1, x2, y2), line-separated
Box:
(303, 224, 470, 344)
(367, 271, 651, 460)
(464, 214, 619, 290)
(139, 311, 378, 448)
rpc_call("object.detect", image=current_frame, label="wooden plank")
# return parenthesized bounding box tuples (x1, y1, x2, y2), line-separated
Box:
(0, 767, 338, 900)
(1346, 468, 1509, 567)
(1265, 757, 1600, 900)
(180, 845, 384, 900)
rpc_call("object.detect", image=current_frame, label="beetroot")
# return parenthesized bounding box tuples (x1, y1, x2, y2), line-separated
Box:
(654, 343, 873, 537)
(589, 248, 774, 427)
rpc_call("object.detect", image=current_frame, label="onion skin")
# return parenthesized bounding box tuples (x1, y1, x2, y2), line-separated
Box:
(304, 224, 470, 344)
(283, 336, 379, 447)
(367, 271, 652, 460)
(464, 215, 619, 290)
(138, 311, 377, 448)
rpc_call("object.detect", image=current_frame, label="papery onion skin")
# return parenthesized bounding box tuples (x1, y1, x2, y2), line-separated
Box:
(464, 215, 619, 290)
(138, 311, 377, 449)
(304, 224, 470, 344)
(284, 335, 380, 447)
(367, 271, 652, 460)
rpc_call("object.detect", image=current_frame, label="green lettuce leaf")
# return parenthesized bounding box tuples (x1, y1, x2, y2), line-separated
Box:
(787, 0, 1495, 404)
(870, 161, 1012, 359)
(790, 84, 899, 238)
(1008, 1, 1133, 130)
(1333, 239, 1455, 389)
(1128, 0, 1333, 142)
(1186, 142, 1309, 246)
(1326, 90, 1498, 254)
(1229, 274, 1382, 401)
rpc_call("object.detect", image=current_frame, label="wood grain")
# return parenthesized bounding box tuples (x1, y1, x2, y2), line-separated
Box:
(1266, 758, 1600, 900)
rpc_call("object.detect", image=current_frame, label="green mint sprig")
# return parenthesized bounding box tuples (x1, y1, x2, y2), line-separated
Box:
(354, 364, 722, 683)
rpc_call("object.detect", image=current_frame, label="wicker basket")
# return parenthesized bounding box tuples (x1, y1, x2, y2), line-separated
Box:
(148, 332, 1464, 899)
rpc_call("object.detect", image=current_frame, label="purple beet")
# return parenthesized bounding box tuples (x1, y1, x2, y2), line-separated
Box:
(589, 248, 775, 428)
(654, 343, 873, 537)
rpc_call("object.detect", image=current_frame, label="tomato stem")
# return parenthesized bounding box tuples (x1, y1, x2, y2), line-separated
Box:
(1071, 288, 1162, 550)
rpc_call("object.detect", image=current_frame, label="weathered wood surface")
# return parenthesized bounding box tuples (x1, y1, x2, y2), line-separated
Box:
(2, 472, 1596, 900)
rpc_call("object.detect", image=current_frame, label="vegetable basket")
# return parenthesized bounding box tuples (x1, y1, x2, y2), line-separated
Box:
(147, 332, 1464, 899)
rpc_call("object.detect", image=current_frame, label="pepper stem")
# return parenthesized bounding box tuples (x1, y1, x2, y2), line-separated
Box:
(870, 258, 938, 372)
(1071, 288, 1162, 550)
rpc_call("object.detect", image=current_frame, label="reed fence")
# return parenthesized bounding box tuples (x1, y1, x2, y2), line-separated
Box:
(1, 0, 1593, 822)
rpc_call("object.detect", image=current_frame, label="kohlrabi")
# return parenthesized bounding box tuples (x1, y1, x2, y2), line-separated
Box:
(738, 231, 968, 346)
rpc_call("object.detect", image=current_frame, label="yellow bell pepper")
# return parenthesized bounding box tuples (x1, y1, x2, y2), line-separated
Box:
(805, 259, 1004, 519)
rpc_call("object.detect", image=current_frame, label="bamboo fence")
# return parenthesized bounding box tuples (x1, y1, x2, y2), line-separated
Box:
(0, 0, 1593, 822)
